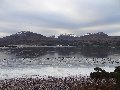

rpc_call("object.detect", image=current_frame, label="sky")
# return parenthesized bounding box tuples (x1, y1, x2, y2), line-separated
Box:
(0, 0, 120, 37)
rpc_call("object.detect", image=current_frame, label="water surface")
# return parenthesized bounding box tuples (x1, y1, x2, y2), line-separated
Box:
(0, 46, 120, 79)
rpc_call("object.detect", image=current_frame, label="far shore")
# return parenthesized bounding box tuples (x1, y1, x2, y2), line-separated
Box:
(16, 45, 76, 48)
(0, 45, 76, 48)
(1, 45, 120, 49)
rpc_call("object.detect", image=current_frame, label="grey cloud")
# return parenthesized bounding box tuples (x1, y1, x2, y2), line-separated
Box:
(4, 10, 120, 31)
(0, 27, 20, 34)
(0, 0, 120, 37)
(81, 15, 120, 28)
(0, 11, 80, 29)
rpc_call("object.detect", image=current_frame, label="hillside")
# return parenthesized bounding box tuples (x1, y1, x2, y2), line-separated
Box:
(0, 31, 54, 46)
(0, 31, 120, 47)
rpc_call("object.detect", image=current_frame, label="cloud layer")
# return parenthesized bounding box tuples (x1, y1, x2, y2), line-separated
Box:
(0, 0, 120, 37)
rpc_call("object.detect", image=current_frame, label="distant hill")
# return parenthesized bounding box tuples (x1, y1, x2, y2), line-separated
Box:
(0, 31, 120, 47)
(0, 31, 55, 46)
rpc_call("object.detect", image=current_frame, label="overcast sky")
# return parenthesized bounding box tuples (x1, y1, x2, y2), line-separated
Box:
(0, 0, 120, 37)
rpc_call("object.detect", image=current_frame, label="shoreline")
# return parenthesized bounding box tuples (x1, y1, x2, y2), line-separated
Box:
(0, 66, 115, 80)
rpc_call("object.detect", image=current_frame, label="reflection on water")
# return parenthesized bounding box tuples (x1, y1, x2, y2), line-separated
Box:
(0, 46, 120, 78)
(0, 47, 114, 58)
(80, 47, 110, 58)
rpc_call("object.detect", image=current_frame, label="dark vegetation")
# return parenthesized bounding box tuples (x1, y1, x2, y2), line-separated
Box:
(0, 31, 120, 47)
(90, 66, 120, 90)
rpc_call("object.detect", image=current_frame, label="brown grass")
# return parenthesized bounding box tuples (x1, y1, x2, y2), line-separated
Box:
(0, 76, 118, 90)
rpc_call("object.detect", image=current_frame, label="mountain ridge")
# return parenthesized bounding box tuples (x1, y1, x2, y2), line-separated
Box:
(0, 31, 120, 47)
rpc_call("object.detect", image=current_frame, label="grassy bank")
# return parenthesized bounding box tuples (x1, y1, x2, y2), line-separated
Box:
(0, 76, 117, 90)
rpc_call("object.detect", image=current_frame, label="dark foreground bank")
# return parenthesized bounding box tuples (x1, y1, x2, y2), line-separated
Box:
(0, 76, 117, 90)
